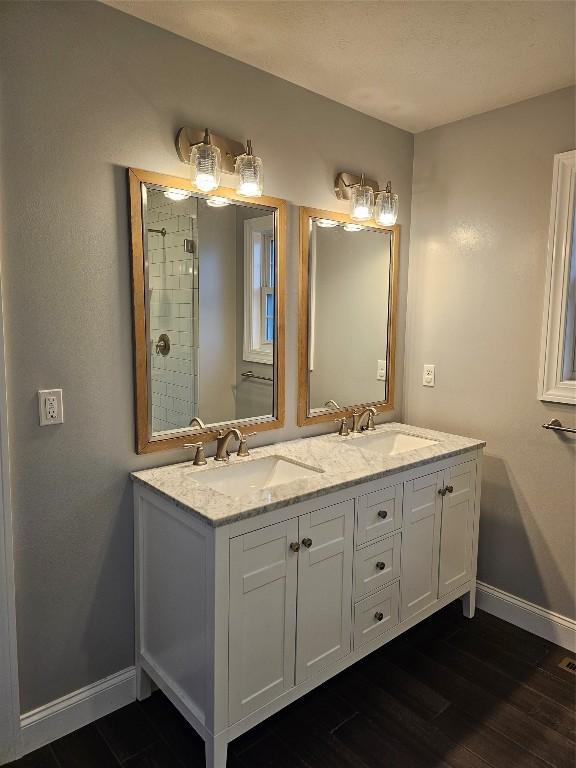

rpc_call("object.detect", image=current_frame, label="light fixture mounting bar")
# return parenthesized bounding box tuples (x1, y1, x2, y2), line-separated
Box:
(176, 127, 246, 174)
(334, 171, 379, 201)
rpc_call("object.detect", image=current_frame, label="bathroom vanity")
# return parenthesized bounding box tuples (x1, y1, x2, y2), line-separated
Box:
(132, 423, 484, 768)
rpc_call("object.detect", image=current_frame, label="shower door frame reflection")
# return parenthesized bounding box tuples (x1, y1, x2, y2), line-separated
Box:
(129, 168, 286, 455)
(297, 207, 400, 427)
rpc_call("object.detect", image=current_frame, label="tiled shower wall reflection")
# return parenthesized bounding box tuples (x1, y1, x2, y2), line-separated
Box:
(146, 189, 199, 433)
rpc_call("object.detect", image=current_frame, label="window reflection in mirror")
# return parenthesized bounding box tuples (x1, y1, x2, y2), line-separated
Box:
(143, 185, 276, 437)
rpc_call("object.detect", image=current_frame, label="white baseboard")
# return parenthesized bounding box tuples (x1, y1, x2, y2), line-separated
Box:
(15, 667, 136, 760)
(477, 581, 576, 652)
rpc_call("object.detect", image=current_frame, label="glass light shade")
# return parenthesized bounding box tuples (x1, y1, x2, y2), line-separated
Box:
(343, 223, 363, 232)
(206, 196, 231, 208)
(316, 218, 339, 228)
(375, 189, 399, 226)
(190, 142, 221, 192)
(236, 150, 263, 197)
(164, 188, 191, 201)
(350, 184, 374, 221)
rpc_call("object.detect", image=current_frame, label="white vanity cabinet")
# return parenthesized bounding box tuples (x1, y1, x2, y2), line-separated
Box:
(228, 500, 354, 723)
(133, 447, 482, 768)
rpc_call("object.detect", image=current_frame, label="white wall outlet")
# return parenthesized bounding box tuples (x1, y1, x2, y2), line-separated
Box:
(38, 389, 64, 426)
(422, 364, 435, 387)
(376, 359, 387, 381)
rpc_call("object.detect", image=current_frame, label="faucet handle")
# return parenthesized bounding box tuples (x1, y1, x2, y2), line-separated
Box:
(367, 409, 377, 431)
(334, 417, 350, 437)
(237, 432, 257, 457)
(183, 442, 207, 466)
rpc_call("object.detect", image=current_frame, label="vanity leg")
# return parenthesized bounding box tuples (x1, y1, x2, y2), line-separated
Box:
(462, 586, 476, 619)
(136, 665, 153, 701)
(205, 734, 228, 768)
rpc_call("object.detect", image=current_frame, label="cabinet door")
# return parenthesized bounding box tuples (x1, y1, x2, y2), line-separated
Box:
(229, 519, 298, 724)
(401, 472, 442, 621)
(439, 461, 476, 597)
(295, 501, 354, 684)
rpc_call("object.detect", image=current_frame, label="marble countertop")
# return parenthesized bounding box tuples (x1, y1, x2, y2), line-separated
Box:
(132, 423, 485, 527)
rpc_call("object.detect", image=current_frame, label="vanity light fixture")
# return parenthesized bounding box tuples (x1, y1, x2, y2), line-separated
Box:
(350, 174, 374, 221)
(164, 188, 191, 202)
(316, 218, 339, 228)
(176, 126, 265, 197)
(189, 129, 221, 192)
(235, 140, 263, 197)
(206, 196, 231, 208)
(343, 223, 364, 232)
(334, 171, 399, 226)
(374, 181, 399, 226)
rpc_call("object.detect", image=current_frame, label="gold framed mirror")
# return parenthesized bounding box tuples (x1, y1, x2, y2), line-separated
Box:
(129, 168, 286, 454)
(298, 207, 399, 426)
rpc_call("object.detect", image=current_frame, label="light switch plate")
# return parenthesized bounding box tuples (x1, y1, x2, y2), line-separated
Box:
(376, 359, 387, 381)
(38, 389, 64, 426)
(423, 365, 435, 387)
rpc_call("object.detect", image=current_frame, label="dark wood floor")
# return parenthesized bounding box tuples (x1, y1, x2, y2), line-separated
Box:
(9, 605, 576, 768)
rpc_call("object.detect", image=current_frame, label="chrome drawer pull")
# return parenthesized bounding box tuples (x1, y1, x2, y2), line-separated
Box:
(374, 612, 384, 622)
(377, 510, 388, 519)
(376, 561, 386, 571)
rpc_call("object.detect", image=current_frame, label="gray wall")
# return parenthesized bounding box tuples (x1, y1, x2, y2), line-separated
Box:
(0, 1, 413, 711)
(310, 226, 390, 409)
(404, 87, 576, 619)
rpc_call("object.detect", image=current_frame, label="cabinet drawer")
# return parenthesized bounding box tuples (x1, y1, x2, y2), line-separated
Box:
(354, 533, 401, 600)
(356, 483, 403, 546)
(354, 581, 400, 649)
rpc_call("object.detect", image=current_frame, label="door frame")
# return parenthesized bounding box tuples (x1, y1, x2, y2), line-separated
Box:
(0, 228, 20, 762)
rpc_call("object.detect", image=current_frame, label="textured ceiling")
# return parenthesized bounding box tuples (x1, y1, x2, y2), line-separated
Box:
(103, 0, 576, 133)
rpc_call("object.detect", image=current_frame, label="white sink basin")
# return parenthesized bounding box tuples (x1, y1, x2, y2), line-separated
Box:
(348, 431, 438, 457)
(192, 455, 323, 498)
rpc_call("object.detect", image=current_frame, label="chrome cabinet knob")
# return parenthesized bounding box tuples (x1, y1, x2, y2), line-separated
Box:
(301, 538, 313, 549)
(445, 485, 454, 494)
(374, 612, 384, 622)
(376, 561, 386, 571)
(377, 510, 388, 520)
(289, 542, 301, 553)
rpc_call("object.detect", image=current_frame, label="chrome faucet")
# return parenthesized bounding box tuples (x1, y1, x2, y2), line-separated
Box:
(189, 416, 206, 429)
(352, 407, 377, 433)
(214, 428, 242, 462)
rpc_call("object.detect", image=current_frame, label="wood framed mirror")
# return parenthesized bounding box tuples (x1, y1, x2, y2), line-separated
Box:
(129, 168, 286, 454)
(298, 207, 399, 426)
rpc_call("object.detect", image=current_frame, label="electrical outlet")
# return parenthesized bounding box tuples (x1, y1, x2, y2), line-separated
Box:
(376, 359, 387, 381)
(423, 365, 435, 387)
(38, 389, 64, 426)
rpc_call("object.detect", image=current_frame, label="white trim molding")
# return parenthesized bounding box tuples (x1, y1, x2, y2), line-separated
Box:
(538, 149, 576, 404)
(14, 667, 136, 761)
(477, 581, 576, 653)
(0, 186, 20, 763)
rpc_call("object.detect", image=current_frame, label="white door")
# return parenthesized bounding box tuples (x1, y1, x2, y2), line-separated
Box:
(228, 519, 298, 724)
(438, 461, 476, 596)
(401, 472, 442, 620)
(295, 501, 354, 684)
